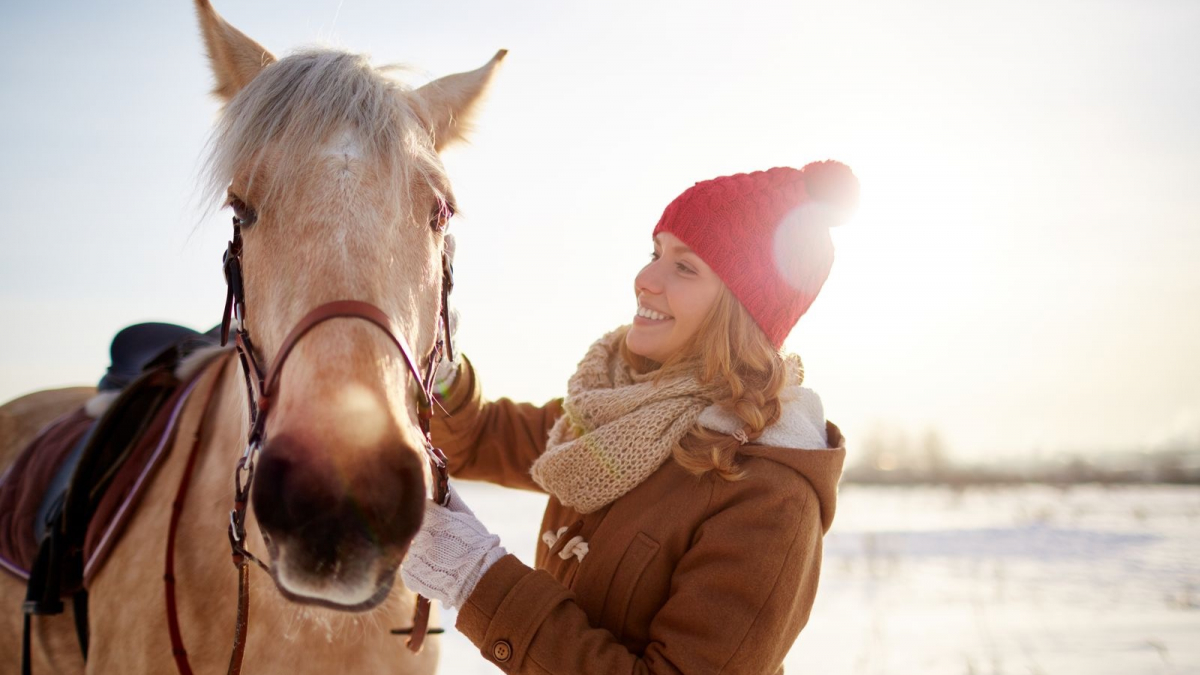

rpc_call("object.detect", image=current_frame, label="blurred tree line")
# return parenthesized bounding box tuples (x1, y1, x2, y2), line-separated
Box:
(843, 425, 1200, 486)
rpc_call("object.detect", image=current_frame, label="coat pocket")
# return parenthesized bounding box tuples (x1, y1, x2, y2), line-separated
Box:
(600, 532, 660, 641)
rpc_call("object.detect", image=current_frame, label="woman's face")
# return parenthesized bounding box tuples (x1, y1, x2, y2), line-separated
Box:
(626, 232, 725, 363)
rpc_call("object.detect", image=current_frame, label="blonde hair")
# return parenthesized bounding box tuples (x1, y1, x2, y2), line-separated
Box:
(620, 286, 802, 481)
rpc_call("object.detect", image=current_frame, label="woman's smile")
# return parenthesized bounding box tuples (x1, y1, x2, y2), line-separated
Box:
(634, 302, 673, 324)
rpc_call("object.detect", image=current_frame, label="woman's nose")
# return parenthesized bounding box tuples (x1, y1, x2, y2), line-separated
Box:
(634, 260, 664, 295)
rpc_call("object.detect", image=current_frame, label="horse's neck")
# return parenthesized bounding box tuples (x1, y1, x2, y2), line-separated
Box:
(188, 352, 252, 521)
(82, 352, 244, 671)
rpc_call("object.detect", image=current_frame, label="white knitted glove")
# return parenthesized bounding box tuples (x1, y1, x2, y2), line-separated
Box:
(401, 483, 507, 610)
(433, 233, 461, 390)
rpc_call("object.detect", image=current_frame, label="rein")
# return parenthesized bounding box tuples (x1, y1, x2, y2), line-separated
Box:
(165, 217, 454, 674)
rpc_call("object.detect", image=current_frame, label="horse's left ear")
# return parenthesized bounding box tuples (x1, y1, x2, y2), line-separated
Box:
(410, 50, 507, 152)
(195, 0, 277, 102)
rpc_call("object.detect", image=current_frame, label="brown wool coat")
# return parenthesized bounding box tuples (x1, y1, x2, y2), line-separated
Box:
(431, 358, 847, 675)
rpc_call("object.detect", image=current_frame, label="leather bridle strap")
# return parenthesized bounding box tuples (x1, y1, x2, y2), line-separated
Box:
(259, 300, 431, 417)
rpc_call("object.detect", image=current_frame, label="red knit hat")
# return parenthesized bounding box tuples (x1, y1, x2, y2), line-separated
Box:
(652, 161, 859, 348)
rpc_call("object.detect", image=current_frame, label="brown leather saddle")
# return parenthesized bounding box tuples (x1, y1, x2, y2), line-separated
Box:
(0, 325, 223, 669)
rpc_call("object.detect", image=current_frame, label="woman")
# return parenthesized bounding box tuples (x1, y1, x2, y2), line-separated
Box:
(401, 161, 857, 674)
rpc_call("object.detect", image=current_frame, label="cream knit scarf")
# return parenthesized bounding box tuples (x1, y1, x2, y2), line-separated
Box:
(530, 327, 717, 514)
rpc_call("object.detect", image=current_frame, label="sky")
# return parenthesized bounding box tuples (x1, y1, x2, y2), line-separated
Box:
(1, 0, 1198, 463)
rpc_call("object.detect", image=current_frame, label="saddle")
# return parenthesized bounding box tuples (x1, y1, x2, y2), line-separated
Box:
(0, 323, 224, 670)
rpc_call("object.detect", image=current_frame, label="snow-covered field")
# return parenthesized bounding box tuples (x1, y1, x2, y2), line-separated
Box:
(439, 483, 1200, 674)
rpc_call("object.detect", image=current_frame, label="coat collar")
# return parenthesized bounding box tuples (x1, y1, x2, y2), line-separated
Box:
(697, 385, 828, 449)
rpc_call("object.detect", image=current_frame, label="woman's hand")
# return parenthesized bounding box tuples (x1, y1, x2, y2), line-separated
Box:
(400, 483, 507, 609)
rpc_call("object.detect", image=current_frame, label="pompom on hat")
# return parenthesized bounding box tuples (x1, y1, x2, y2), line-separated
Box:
(652, 161, 859, 348)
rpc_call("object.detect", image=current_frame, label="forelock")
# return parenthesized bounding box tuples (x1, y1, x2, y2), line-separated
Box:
(202, 48, 447, 218)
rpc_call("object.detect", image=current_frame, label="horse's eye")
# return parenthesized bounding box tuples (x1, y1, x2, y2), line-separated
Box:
(229, 196, 257, 227)
(430, 199, 454, 233)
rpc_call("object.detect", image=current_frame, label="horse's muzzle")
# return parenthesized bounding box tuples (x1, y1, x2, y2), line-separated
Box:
(250, 431, 427, 609)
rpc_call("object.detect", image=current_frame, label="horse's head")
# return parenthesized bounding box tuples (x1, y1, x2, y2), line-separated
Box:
(196, 0, 502, 610)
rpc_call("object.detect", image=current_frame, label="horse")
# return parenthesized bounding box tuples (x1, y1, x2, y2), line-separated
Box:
(0, 0, 504, 671)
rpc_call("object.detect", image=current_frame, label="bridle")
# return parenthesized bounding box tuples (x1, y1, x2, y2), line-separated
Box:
(165, 202, 455, 675)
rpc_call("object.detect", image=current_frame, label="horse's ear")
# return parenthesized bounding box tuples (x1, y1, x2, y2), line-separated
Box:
(410, 50, 507, 152)
(194, 0, 277, 102)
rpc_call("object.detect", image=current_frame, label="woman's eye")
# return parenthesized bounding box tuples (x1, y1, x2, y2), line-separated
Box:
(676, 263, 694, 274)
(228, 196, 257, 227)
(649, 251, 661, 261)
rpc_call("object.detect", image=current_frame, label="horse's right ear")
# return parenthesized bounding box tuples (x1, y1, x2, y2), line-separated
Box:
(194, 0, 276, 102)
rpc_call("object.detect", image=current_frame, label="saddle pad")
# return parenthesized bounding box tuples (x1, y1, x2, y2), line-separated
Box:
(0, 409, 94, 579)
(0, 373, 200, 586)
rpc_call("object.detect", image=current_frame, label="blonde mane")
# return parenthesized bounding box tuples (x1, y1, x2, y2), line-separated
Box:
(203, 49, 448, 219)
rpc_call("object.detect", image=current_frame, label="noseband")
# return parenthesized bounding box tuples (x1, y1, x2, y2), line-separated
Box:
(166, 219, 454, 675)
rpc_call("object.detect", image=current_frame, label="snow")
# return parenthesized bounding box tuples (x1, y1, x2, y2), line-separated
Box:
(436, 483, 1200, 674)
